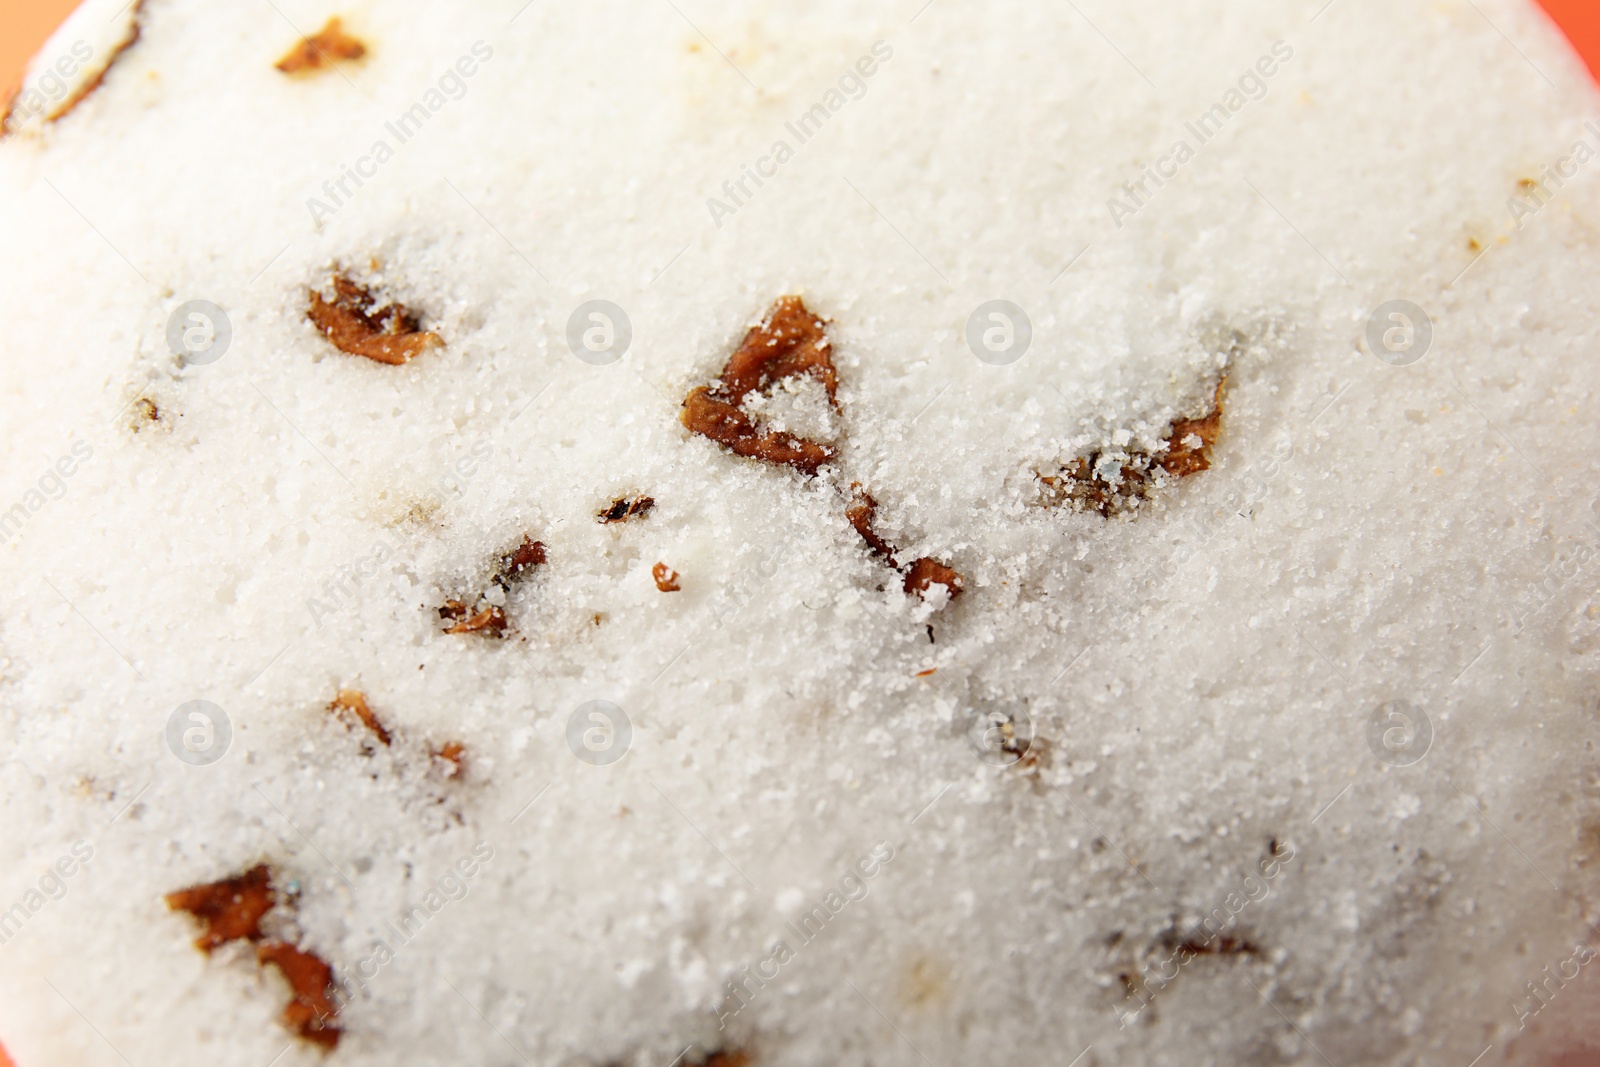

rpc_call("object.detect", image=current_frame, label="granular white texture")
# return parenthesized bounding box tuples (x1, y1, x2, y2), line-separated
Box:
(1, 0, 1599, 1064)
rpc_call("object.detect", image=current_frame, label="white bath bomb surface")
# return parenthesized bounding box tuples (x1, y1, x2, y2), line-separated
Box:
(1, 0, 1599, 1064)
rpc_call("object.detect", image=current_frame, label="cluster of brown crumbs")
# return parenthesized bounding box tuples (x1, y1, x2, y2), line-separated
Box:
(1040, 379, 1226, 517)
(275, 17, 367, 75)
(129, 397, 161, 431)
(329, 688, 391, 746)
(307, 274, 443, 365)
(327, 688, 469, 780)
(681, 296, 838, 474)
(652, 562, 682, 592)
(165, 866, 341, 1048)
(1173, 935, 1261, 956)
(440, 536, 547, 636)
(848, 485, 965, 602)
(600, 496, 655, 523)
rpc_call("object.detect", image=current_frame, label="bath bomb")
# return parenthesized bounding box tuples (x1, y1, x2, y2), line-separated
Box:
(1, 0, 1599, 1064)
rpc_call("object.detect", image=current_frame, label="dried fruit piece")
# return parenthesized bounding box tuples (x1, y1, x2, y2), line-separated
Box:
(443, 604, 508, 636)
(652, 562, 682, 592)
(494, 537, 548, 584)
(307, 275, 443, 365)
(600, 497, 655, 523)
(682, 390, 835, 474)
(904, 558, 963, 601)
(275, 17, 367, 75)
(681, 297, 838, 475)
(846, 484, 898, 564)
(164, 865, 275, 951)
(167, 867, 342, 1047)
(718, 296, 837, 407)
(1158, 380, 1225, 477)
(328, 688, 391, 746)
(257, 941, 342, 1048)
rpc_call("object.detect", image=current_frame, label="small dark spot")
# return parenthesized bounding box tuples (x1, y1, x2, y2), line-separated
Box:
(600, 496, 655, 524)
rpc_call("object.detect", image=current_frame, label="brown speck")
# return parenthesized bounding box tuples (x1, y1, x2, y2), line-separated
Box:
(444, 605, 507, 636)
(329, 688, 391, 746)
(131, 397, 160, 429)
(681, 296, 838, 474)
(703, 1052, 751, 1067)
(904, 557, 963, 601)
(600, 496, 655, 523)
(1014, 733, 1052, 773)
(165, 865, 274, 952)
(1467, 237, 1482, 252)
(914, 668, 937, 678)
(591, 612, 606, 627)
(652, 562, 682, 592)
(276, 17, 367, 75)
(257, 941, 342, 1048)
(1519, 177, 1539, 191)
(307, 274, 442, 365)
(433, 741, 466, 777)
(899, 956, 950, 1010)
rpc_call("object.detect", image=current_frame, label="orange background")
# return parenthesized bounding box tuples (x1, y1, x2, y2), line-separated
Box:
(0, 0, 1596, 1066)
